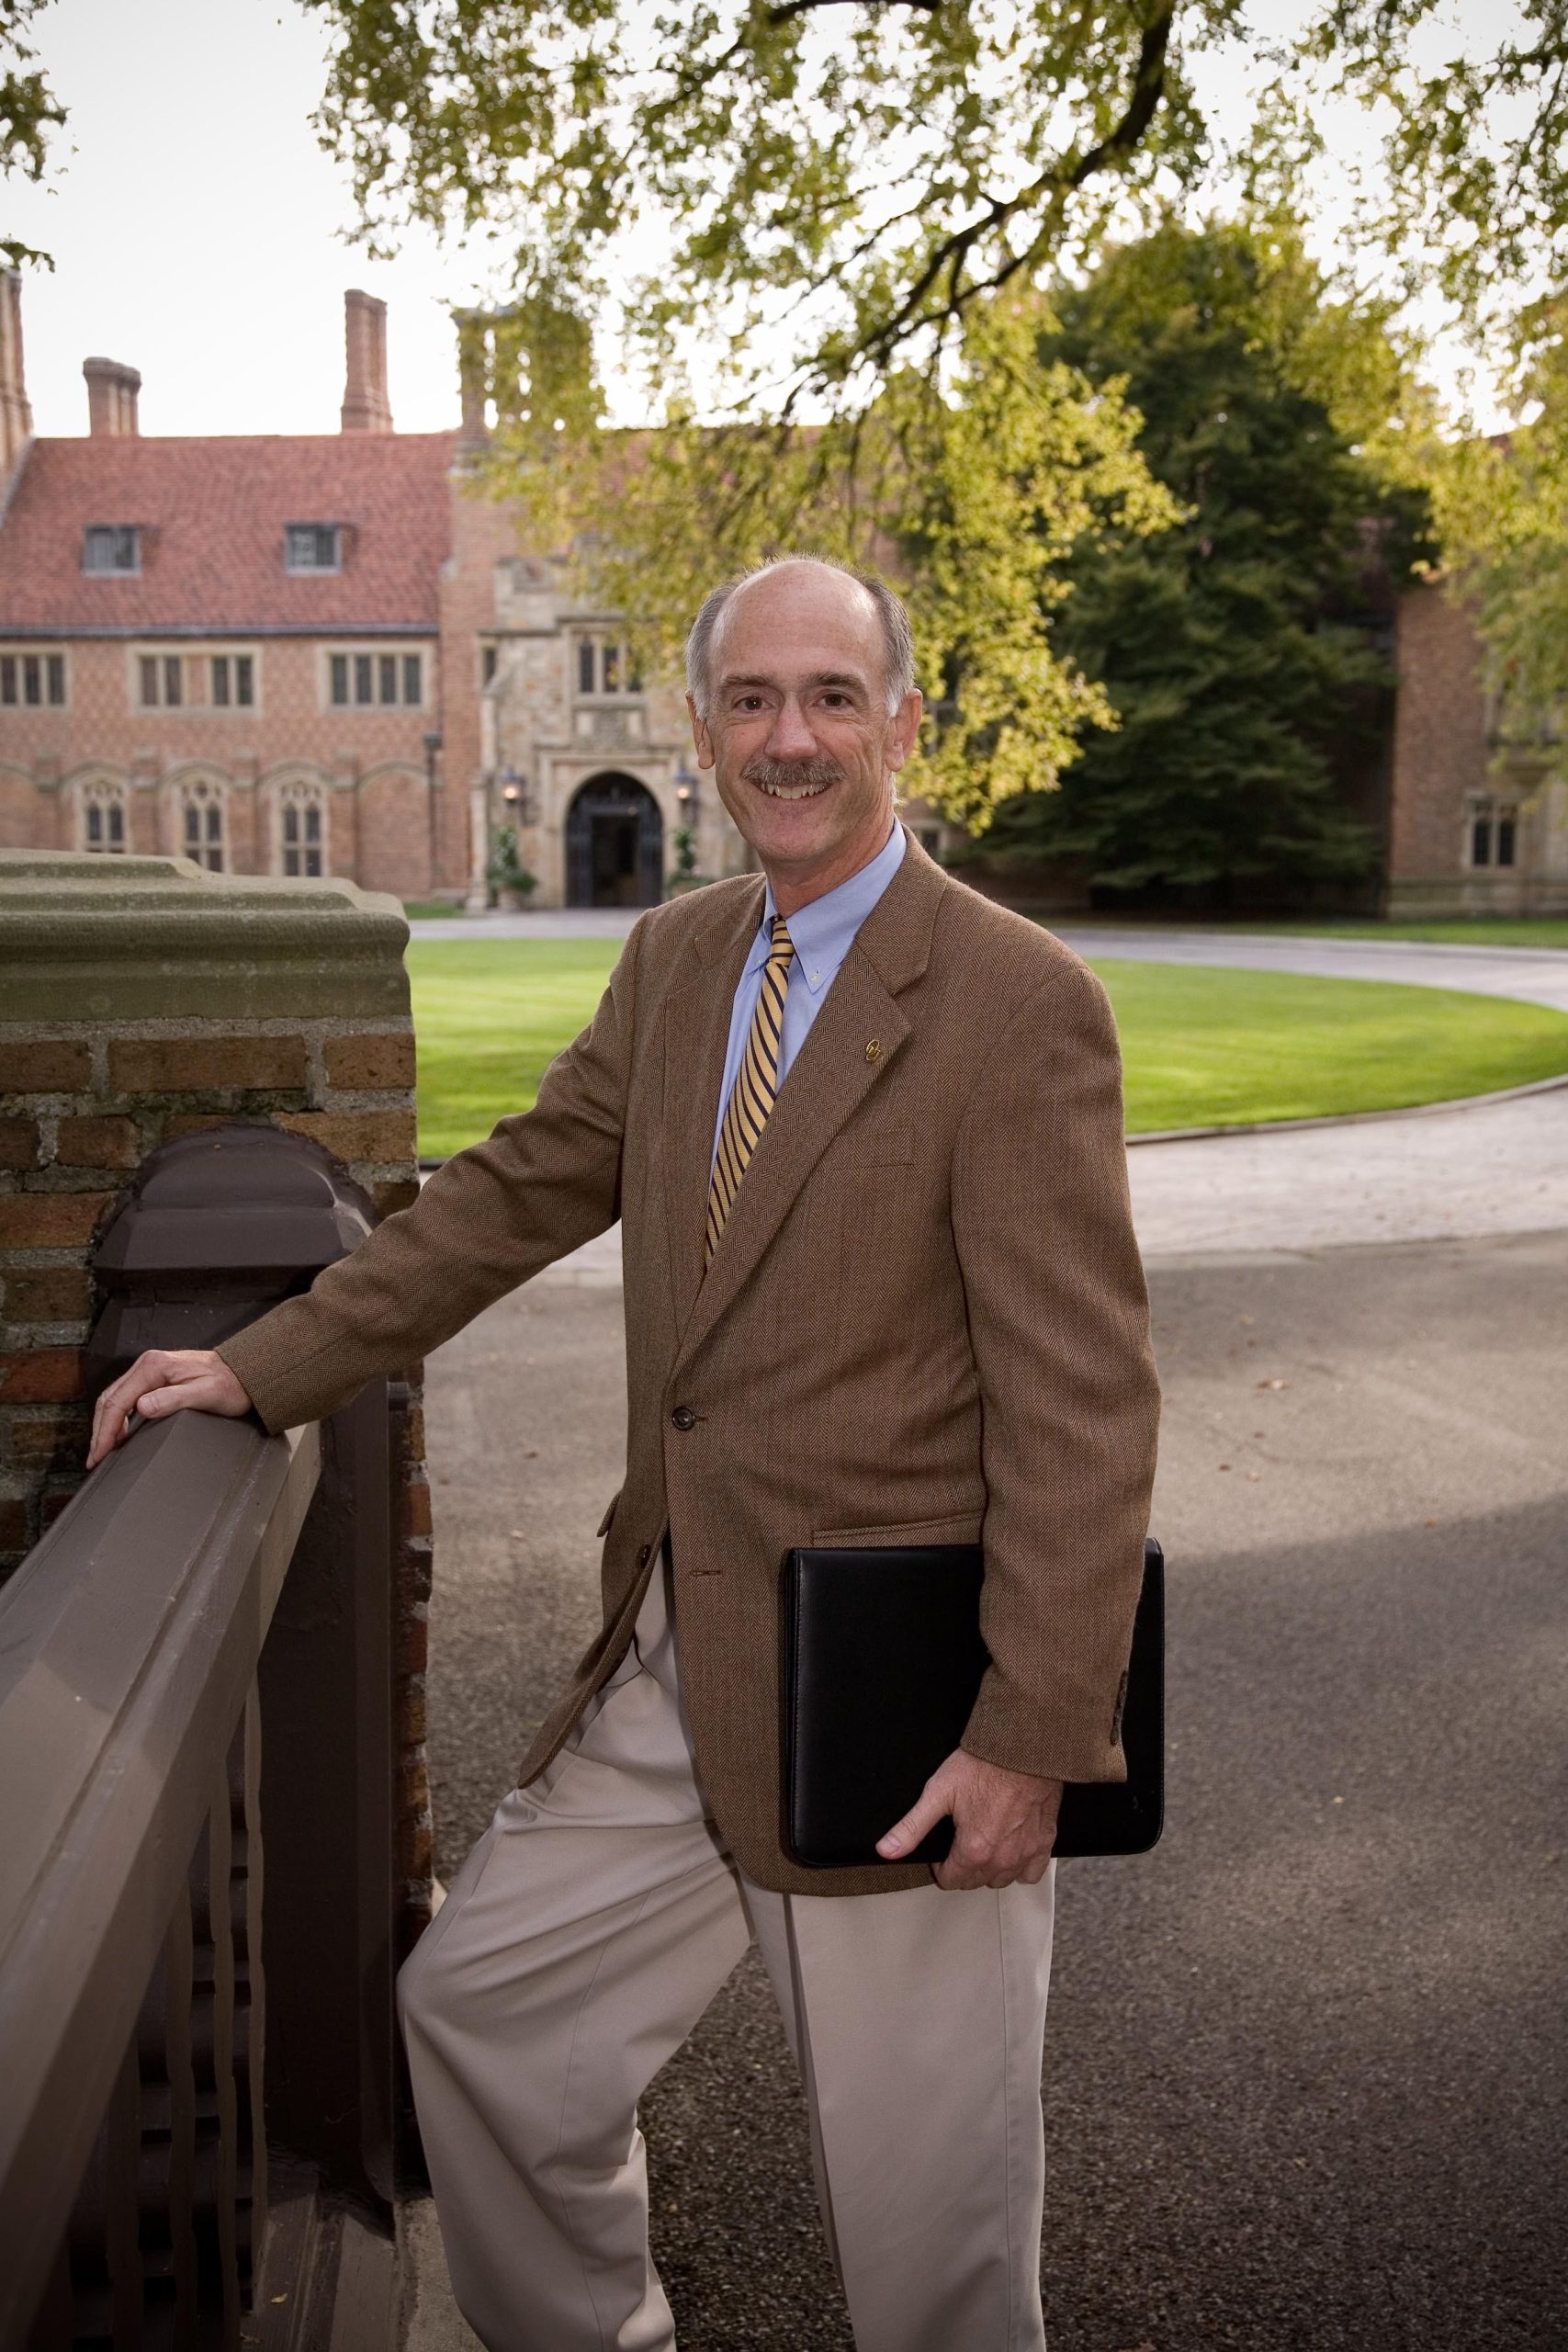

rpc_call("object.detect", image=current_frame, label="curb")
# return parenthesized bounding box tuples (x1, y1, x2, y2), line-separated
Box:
(1123, 1066, 1568, 1146)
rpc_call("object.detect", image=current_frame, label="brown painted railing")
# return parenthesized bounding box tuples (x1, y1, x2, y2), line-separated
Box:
(0, 1127, 408, 2351)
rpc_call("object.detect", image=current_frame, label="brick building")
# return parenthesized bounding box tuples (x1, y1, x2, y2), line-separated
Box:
(1386, 578, 1568, 916)
(1, 266, 1561, 913)
(0, 277, 762, 908)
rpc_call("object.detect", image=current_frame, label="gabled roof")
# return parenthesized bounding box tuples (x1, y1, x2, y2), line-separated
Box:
(0, 431, 458, 633)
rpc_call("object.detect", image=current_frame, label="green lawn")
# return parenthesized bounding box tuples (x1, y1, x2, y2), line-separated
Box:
(405, 939, 1568, 1156)
(409, 941, 622, 1158)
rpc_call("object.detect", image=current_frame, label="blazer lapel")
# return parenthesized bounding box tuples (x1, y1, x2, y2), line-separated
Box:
(661, 876, 766, 1341)
(670, 828, 948, 1371)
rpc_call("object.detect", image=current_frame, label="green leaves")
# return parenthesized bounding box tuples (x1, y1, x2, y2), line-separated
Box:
(977, 218, 1431, 896)
(299, 1, 1568, 839)
(306, 0, 1210, 413)
(2, 0, 67, 270)
(1428, 298, 1568, 774)
(470, 285, 1176, 829)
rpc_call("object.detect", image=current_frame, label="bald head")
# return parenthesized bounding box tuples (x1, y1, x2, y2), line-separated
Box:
(686, 556, 916, 720)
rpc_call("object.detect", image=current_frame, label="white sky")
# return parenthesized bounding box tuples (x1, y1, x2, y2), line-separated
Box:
(8, 0, 486, 438)
(6, 0, 1517, 445)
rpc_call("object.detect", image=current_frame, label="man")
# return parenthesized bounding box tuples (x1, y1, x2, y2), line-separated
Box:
(89, 557, 1160, 2352)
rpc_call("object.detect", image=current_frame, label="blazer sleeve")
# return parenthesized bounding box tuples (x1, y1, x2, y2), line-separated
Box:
(949, 956, 1160, 1784)
(215, 914, 645, 1434)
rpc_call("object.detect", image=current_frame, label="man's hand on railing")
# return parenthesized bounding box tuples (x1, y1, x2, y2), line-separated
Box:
(87, 1350, 256, 1470)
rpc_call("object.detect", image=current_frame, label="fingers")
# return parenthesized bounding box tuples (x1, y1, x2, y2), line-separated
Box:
(86, 1350, 243, 1469)
(934, 1831, 1055, 1892)
(876, 1769, 956, 1860)
(88, 1357, 164, 1468)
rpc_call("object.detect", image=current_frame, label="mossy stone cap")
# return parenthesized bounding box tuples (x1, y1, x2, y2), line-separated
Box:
(0, 851, 412, 1023)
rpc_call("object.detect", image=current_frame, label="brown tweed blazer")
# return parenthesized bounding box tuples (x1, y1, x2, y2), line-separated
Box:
(218, 827, 1160, 1895)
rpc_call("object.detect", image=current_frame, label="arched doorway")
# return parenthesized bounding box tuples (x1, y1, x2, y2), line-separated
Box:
(565, 773, 664, 909)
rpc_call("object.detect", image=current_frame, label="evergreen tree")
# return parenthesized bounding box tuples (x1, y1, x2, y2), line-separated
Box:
(981, 220, 1432, 901)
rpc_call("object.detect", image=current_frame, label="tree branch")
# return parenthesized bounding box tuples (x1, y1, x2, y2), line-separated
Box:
(768, 1, 945, 20)
(827, 0, 1179, 383)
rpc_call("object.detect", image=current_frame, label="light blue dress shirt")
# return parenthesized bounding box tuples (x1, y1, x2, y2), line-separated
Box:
(711, 816, 908, 1172)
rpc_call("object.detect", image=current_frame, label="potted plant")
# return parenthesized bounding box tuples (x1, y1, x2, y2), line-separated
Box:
(665, 822, 708, 898)
(486, 825, 537, 911)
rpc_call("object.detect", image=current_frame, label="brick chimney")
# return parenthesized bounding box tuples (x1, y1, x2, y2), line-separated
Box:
(0, 271, 34, 498)
(341, 288, 393, 434)
(454, 309, 491, 449)
(83, 356, 141, 436)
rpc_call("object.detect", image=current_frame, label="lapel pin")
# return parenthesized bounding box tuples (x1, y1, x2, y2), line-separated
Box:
(865, 1039, 882, 1063)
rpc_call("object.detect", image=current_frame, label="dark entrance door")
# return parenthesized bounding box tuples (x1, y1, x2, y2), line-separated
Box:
(565, 775, 664, 909)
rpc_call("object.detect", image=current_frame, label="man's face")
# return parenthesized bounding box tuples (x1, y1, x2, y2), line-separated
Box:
(686, 564, 922, 902)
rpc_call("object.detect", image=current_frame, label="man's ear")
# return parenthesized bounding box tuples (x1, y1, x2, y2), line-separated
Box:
(685, 691, 716, 771)
(886, 688, 923, 775)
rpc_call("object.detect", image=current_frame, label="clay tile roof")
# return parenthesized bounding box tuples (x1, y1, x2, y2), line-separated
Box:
(0, 431, 458, 633)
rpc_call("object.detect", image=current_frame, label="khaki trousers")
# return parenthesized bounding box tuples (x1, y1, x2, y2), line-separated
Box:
(396, 1558, 1057, 2352)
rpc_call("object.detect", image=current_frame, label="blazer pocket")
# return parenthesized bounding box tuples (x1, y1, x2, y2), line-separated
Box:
(836, 1120, 912, 1168)
(811, 1508, 984, 1548)
(595, 1487, 623, 1538)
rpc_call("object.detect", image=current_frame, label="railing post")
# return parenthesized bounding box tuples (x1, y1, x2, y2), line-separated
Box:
(88, 1124, 400, 2223)
(257, 1378, 398, 2207)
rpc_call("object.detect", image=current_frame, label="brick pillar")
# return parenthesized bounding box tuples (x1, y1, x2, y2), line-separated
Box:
(0, 849, 434, 1954)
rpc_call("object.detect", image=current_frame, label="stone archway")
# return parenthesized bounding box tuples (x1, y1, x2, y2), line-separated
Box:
(564, 773, 664, 909)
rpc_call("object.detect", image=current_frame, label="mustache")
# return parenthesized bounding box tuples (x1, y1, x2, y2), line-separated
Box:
(739, 752, 844, 791)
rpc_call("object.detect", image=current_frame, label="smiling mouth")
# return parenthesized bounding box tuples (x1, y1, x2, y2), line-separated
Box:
(741, 754, 842, 802)
(753, 775, 831, 800)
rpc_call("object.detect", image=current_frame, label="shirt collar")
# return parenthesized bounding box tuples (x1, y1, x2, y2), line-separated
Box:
(751, 817, 908, 997)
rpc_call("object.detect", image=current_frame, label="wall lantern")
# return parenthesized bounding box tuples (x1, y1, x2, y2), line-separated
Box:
(500, 767, 536, 825)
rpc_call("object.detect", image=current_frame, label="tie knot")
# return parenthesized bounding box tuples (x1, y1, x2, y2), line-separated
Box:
(768, 916, 794, 963)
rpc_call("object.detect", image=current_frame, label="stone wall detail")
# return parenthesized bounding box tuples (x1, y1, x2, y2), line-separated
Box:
(0, 847, 434, 1950)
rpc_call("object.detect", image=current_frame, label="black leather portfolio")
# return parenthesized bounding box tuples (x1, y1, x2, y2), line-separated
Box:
(781, 1535, 1164, 1869)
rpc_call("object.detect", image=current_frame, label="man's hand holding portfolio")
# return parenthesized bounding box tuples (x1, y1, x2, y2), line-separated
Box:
(877, 1749, 1065, 1888)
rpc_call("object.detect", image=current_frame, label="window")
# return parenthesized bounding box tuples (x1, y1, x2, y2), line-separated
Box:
(328, 646, 424, 707)
(210, 653, 254, 707)
(1469, 797, 1518, 869)
(0, 650, 66, 707)
(277, 782, 327, 877)
(84, 525, 140, 575)
(480, 643, 498, 686)
(285, 523, 341, 572)
(139, 652, 185, 707)
(181, 779, 225, 873)
(1499, 809, 1517, 866)
(574, 634, 640, 696)
(79, 780, 127, 854)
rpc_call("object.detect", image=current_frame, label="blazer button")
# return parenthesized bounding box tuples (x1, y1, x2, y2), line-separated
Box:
(670, 1405, 697, 1431)
(637, 1543, 651, 1566)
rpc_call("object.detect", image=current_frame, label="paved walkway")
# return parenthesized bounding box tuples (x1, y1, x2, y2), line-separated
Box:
(532, 1080, 1568, 1283)
(1055, 924, 1568, 1014)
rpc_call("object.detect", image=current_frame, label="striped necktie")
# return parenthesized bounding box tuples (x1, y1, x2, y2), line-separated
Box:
(706, 914, 795, 1261)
